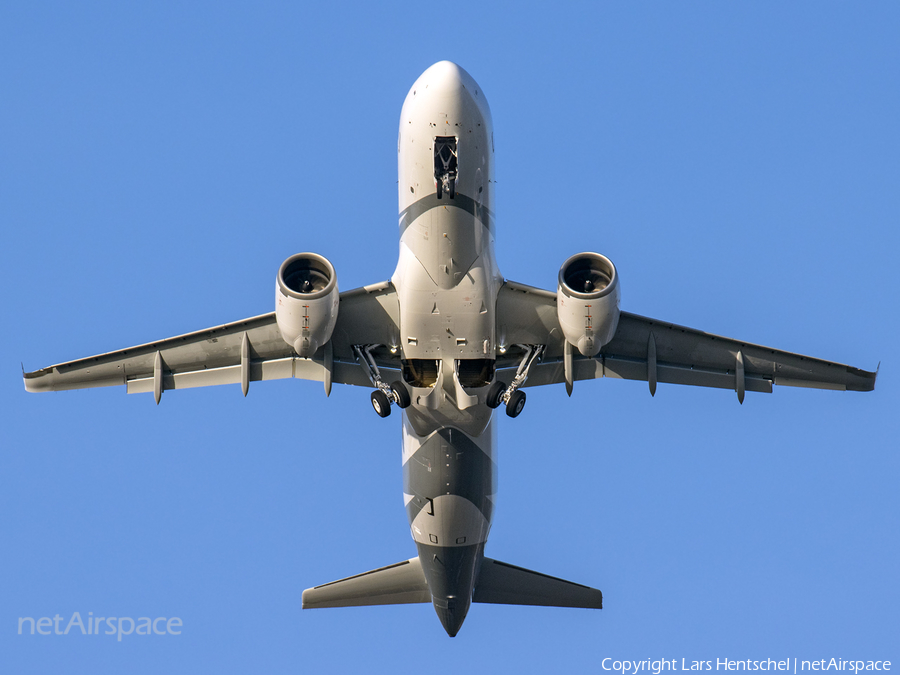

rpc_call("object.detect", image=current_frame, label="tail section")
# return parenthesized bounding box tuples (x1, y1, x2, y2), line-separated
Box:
(300, 554, 602, 633)
(301, 558, 430, 609)
(473, 558, 603, 609)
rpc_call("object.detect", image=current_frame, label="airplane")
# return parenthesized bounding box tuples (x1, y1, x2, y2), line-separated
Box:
(22, 61, 877, 637)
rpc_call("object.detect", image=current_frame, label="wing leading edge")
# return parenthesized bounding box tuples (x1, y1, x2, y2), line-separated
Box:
(495, 280, 877, 396)
(23, 282, 401, 398)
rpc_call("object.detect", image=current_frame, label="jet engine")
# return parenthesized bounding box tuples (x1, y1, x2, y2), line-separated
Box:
(557, 252, 620, 357)
(276, 253, 339, 358)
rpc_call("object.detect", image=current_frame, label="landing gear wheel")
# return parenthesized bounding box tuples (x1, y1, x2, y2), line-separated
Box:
(506, 390, 526, 418)
(436, 183, 443, 199)
(390, 381, 411, 409)
(449, 178, 456, 199)
(486, 381, 507, 409)
(371, 389, 391, 418)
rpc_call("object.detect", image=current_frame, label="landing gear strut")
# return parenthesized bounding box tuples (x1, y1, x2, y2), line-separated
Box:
(486, 344, 544, 418)
(355, 345, 410, 418)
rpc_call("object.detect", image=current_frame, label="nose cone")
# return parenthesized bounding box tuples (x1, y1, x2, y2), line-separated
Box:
(419, 60, 467, 96)
(402, 61, 488, 113)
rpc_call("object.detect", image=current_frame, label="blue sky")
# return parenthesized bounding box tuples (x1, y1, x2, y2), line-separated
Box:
(2, 2, 898, 673)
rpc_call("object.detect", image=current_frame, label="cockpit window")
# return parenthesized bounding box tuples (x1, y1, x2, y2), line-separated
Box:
(433, 136, 458, 199)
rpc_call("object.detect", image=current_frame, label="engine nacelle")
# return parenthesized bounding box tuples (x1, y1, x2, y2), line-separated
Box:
(557, 252, 621, 357)
(276, 253, 339, 358)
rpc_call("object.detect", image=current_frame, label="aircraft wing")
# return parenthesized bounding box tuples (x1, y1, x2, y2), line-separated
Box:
(495, 280, 877, 397)
(23, 281, 401, 400)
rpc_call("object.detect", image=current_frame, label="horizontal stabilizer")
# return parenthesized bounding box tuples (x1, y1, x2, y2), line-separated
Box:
(473, 558, 602, 609)
(302, 557, 431, 609)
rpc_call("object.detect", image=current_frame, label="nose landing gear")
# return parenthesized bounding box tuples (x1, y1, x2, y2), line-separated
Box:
(434, 136, 458, 200)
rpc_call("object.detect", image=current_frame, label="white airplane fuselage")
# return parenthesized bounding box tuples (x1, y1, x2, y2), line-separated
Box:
(391, 61, 501, 636)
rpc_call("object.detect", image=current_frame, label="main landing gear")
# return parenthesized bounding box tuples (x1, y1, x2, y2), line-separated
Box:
(355, 345, 410, 418)
(486, 381, 526, 418)
(357, 343, 545, 419)
(370, 381, 411, 418)
(486, 344, 545, 418)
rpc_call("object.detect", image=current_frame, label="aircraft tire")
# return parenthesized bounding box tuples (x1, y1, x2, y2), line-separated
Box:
(486, 381, 507, 409)
(506, 390, 526, 418)
(371, 389, 392, 418)
(390, 381, 411, 409)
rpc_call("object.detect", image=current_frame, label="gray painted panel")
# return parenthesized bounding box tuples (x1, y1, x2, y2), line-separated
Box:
(404, 427, 496, 524)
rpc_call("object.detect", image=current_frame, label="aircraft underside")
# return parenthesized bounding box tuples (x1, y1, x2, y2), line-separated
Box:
(22, 61, 876, 637)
